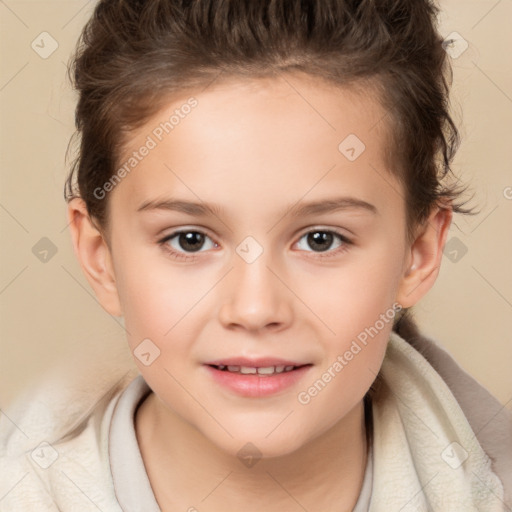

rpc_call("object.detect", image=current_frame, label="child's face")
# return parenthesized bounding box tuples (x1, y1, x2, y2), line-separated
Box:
(101, 75, 416, 456)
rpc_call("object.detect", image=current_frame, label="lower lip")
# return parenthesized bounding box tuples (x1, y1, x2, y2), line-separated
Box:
(203, 365, 312, 397)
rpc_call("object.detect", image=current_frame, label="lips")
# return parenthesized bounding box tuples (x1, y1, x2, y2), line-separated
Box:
(204, 361, 313, 397)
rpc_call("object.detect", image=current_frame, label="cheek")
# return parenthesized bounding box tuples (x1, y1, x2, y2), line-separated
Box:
(113, 250, 194, 347)
(296, 320, 391, 435)
(292, 244, 402, 409)
(114, 258, 225, 374)
(296, 248, 403, 336)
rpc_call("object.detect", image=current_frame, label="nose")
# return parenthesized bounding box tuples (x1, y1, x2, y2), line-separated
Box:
(218, 249, 293, 333)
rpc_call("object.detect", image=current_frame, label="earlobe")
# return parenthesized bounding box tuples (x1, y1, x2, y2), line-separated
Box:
(67, 198, 123, 317)
(396, 206, 453, 308)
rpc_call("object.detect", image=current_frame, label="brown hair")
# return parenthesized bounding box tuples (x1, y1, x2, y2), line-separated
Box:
(64, 0, 480, 445)
(64, 0, 477, 337)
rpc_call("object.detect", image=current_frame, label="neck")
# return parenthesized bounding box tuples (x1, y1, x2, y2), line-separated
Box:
(135, 393, 369, 512)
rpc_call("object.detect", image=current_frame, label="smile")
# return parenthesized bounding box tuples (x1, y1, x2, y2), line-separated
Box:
(204, 363, 313, 397)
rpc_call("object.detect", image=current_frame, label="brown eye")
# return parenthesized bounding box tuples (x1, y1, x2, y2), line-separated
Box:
(305, 232, 335, 252)
(174, 232, 206, 252)
(295, 229, 352, 258)
(159, 230, 218, 261)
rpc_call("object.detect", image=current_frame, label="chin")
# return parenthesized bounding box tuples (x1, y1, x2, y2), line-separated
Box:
(206, 426, 309, 463)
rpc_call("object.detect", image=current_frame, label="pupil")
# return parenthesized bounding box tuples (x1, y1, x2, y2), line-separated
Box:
(308, 232, 332, 252)
(180, 232, 204, 252)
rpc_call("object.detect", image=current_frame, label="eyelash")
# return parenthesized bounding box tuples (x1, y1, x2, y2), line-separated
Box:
(157, 228, 353, 262)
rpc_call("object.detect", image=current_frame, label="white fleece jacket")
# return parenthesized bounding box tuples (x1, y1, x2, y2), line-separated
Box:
(0, 327, 511, 511)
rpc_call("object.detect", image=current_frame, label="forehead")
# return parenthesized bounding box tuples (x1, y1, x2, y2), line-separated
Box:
(120, 72, 389, 155)
(110, 73, 396, 220)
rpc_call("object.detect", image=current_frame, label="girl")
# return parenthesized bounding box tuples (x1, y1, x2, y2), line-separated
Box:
(1, 0, 511, 510)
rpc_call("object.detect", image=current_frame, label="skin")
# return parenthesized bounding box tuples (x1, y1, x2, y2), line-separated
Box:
(67, 73, 452, 511)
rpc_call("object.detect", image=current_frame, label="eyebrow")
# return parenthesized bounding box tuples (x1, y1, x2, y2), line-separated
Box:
(137, 196, 378, 218)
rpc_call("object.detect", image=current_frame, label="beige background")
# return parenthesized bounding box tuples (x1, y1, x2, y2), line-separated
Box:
(1, 0, 511, 411)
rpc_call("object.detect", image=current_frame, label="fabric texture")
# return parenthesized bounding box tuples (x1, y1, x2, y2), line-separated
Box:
(369, 332, 508, 511)
(108, 375, 161, 512)
(0, 329, 510, 511)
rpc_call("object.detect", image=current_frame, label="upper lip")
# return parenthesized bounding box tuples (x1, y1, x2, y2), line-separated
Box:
(205, 357, 311, 367)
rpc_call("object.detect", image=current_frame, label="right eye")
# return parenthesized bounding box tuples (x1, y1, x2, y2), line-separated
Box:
(158, 229, 218, 261)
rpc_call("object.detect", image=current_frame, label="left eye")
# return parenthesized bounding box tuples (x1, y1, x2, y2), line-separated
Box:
(296, 230, 351, 254)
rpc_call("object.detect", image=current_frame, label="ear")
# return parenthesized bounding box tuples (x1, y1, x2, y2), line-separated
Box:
(396, 205, 453, 308)
(67, 198, 122, 317)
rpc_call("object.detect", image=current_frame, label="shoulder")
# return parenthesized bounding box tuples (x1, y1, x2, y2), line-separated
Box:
(0, 372, 138, 511)
(394, 319, 512, 508)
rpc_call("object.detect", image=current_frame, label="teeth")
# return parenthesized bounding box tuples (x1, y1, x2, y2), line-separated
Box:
(257, 366, 276, 375)
(216, 364, 299, 375)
